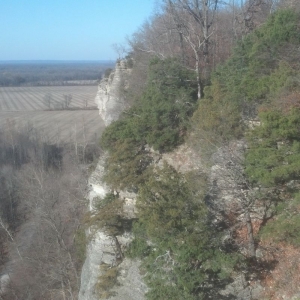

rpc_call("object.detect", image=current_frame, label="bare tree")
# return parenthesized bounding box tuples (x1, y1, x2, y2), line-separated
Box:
(112, 43, 128, 60)
(63, 94, 72, 109)
(82, 96, 88, 108)
(234, 0, 275, 35)
(164, 0, 220, 99)
(0, 126, 88, 299)
(43, 93, 53, 109)
(205, 139, 277, 260)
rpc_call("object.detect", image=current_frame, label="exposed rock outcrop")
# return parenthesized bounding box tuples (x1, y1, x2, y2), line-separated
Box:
(95, 60, 131, 126)
(78, 153, 147, 300)
(81, 60, 267, 300)
(207, 140, 266, 299)
(79, 61, 146, 300)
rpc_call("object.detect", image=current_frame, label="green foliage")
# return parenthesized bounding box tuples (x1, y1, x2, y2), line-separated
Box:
(128, 164, 237, 299)
(85, 193, 126, 236)
(103, 139, 153, 191)
(184, 169, 208, 199)
(136, 163, 206, 241)
(220, 9, 300, 105)
(96, 11, 300, 298)
(261, 9, 300, 46)
(259, 193, 300, 247)
(104, 68, 113, 79)
(191, 9, 300, 148)
(101, 57, 197, 153)
(139, 58, 197, 151)
(101, 57, 198, 190)
(191, 81, 244, 153)
(125, 57, 134, 69)
(126, 221, 151, 259)
(245, 108, 300, 186)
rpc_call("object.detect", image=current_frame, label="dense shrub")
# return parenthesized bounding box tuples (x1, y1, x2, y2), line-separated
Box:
(246, 108, 300, 186)
(128, 164, 238, 299)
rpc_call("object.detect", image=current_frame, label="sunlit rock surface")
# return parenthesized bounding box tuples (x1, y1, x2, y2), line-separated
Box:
(79, 61, 146, 300)
(95, 60, 131, 126)
(78, 155, 146, 300)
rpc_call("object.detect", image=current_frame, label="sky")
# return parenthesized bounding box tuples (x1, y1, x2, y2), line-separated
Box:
(0, 0, 156, 61)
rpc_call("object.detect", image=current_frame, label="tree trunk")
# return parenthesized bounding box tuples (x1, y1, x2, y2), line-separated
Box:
(244, 208, 256, 259)
(112, 235, 124, 263)
(195, 54, 203, 99)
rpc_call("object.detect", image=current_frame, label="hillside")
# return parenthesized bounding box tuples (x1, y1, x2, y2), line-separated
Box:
(84, 7, 300, 300)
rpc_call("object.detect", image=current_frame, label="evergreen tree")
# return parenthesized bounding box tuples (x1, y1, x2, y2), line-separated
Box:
(129, 164, 237, 299)
(101, 58, 198, 190)
(246, 108, 300, 187)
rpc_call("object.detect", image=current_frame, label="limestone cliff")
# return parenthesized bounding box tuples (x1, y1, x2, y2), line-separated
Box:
(78, 155, 146, 300)
(78, 61, 146, 300)
(95, 60, 131, 126)
(80, 60, 266, 300)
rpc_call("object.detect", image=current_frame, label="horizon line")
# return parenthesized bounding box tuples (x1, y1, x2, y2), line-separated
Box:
(0, 59, 116, 64)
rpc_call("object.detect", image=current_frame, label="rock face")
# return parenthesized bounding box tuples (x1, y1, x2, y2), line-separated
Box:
(161, 143, 203, 173)
(78, 61, 146, 300)
(95, 60, 131, 126)
(78, 155, 147, 300)
(80, 60, 266, 300)
(207, 140, 266, 300)
(208, 140, 248, 216)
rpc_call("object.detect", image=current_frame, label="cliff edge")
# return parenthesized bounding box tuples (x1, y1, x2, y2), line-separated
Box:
(79, 61, 146, 300)
(95, 60, 131, 126)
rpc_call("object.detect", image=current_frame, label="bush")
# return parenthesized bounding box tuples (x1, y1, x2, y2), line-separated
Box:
(103, 68, 113, 79)
(245, 108, 300, 186)
(74, 226, 87, 268)
(85, 193, 126, 236)
(101, 57, 197, 153)
(129, 164, 237, 299)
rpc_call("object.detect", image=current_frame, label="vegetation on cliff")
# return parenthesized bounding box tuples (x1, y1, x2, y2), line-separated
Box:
(128, 164, 237, 299)
(99, 4, 300, 300)
(100, 58, 197, 191)
(193, 8, 300, 149)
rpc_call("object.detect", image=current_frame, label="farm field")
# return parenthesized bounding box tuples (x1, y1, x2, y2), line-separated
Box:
(0, 86, 99, 111)
(0, 86, 105, 144)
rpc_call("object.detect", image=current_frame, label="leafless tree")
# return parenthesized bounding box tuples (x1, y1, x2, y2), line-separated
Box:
(112, 43, 128, 60)
(43, 93, 53, 109)
(63, 94, 72, 109)
(0, 126, 89, 299)
(205, 139, 277, 260)
(82, 97, 88, 108)
(163, 0, 220, 98)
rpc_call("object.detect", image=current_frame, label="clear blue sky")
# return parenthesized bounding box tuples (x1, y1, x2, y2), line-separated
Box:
(0, 0, 155, 61)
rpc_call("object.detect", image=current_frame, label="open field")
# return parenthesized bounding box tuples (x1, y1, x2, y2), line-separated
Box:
(0, 86, 105, 144)
(0, 86, 99, 111)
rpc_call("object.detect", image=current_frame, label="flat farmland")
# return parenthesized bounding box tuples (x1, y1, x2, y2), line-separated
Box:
(0, 86, 105, 144)
(0, 86, 99, 111)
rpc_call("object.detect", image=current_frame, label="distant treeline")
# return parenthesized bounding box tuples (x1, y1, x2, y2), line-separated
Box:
(0, 61, 115, 86)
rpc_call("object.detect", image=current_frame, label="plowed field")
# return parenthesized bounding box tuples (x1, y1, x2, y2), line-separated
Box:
(0, 86, 104, 143)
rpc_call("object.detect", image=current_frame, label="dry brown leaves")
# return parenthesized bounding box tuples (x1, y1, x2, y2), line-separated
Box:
(260, 241, 300, 299)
